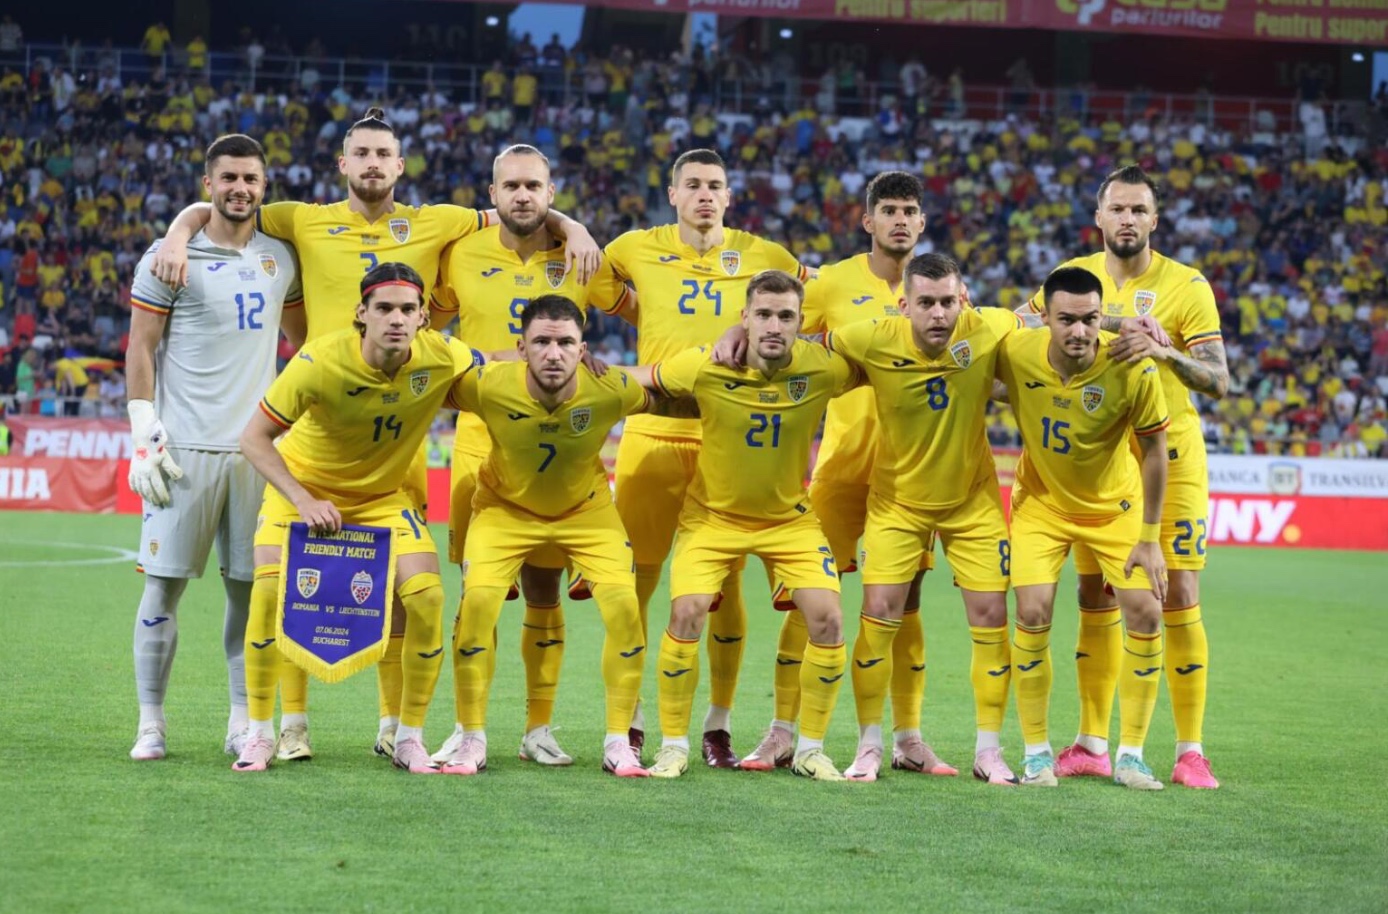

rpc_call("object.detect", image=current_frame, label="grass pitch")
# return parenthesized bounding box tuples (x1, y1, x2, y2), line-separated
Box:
(1, 511, 1385, 912)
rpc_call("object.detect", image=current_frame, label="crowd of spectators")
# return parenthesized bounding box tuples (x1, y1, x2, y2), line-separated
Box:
(0, 20, 1385, 457)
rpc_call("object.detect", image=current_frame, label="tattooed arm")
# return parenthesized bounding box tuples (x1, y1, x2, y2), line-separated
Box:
(1107, 335, 1230, 400)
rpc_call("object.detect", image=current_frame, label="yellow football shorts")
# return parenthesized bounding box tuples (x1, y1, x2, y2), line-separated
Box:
(448, 446, 565, 570)
(809, 475, 935, 576)
(253, 485, 437, 557)
(1011, 494, 1152, 591)
(860, 479, 1008, 592)
(461, 497, 634, 590)
(1073, 444, 1208, 575)
(670, 505, 839, 599)
(404, 441, 429, 518)
(614, 431, 700, 566)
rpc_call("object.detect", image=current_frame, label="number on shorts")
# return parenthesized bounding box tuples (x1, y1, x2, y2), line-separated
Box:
(1172, 519, 1207, 556)
(998, 539, 1011, 576)
(818, 545, 836, 577)
(400, 509, 425, 539)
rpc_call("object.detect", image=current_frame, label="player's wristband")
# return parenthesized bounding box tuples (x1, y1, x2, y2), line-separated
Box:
(1139, 522, 1161, 543)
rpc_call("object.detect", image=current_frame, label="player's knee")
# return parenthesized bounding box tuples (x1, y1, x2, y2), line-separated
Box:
(519, 564, 562, 605)
(1013, 599, 1053, 629)
(1164, 571, 1200, 609)
(398, 572, 443, 622)
(668, 596, 711, 638)
(964, 592, 1008, 628)
(806, 608, 843, 645)
(862, 587, 907, 620)
(1076, 574, 1116, 609)
(1118, 593, 1162, 633)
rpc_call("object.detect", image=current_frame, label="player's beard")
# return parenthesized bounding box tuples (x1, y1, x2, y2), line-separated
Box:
(498, 206, 547, 238)
(1104, 230, 1147, 260)
(529, 364, 573, 395)
(214, 195, 257, 223)
(349, 175, 395, 205)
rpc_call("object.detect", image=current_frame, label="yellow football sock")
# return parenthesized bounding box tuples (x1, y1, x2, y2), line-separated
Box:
(245, 565, 281, 722)
(774, 610, 809, 722)
(706, 568, 746, 711)
(453, 585, 507, 731)
(377, 634, 404, 720)
(592, 584, 644, 734)
(521, 601, 565, 731)
(890, 609, 925, 733)
(397, 572, 444, 729)
(656, 630, 701, 741)
(1012, 624, 1053, 747)
(279, 654, 308, 715)
(969, 625, 1010, 734)
(634, 564, 663, 638)
(1118, 629, 1164, 748)
(1163, 604, 1208, 745)
(1076, 606, 1121, 740)
(851, 614, 900, 728)
(799, 640, 846, 741)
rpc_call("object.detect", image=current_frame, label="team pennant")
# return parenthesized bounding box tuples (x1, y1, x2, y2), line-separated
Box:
(276, 522, 396, 683)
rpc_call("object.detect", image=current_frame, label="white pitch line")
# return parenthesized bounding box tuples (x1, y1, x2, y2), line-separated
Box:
(0, 540, 139, 567)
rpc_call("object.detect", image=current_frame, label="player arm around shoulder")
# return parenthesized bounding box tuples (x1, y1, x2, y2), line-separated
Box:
(149, 202, 213, 289)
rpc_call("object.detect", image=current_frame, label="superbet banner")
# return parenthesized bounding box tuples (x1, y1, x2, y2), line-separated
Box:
(4, 418, 1387, 550)
(501, 0, 1388, 44)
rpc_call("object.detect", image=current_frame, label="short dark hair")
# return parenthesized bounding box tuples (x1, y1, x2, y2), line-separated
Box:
(866, 170, 924, 211)
(745, 269, 804, 306)
(344, 106, 397, 149)
(205, 134, 265, 173)
(670, 148, 726, 185)
(1042, 266, 1104, 309)
(905, 252, 961, 285)
(1096, 164, 1162, 211)
(493, 143, 550, 179)
(520, 295, 585, 334)
(355, 262, 424, 334)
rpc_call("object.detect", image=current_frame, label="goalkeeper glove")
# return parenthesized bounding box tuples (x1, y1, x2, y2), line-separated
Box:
(127, 399, 183, 506)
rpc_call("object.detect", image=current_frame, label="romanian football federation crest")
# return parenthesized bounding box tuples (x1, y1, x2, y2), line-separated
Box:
(545, 260, 566, 289)
(950, 340, 972, 369)
(720, 251, 741, 275)
(1133, 290, 1156, 315)
(570, 407, 592, 433)
(149, 540, 160, 557)
(389, 219, 411, 244)
(296, 568, 321, 599)
(787, 375, 809, 403)
(351, 570, 374, 605)
(1082, 385, 1105, 413)
(409, 371, 430, 397)
(259, 253, 278, 277)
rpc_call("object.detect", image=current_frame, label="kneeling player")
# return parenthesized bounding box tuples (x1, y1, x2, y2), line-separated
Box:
(441, 296, 649, 777)
(628, 270, 858, 781)
(997, 266, 1171, 790)
(235, 263, 479, 774)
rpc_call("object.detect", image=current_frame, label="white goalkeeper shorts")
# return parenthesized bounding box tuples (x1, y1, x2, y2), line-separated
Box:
(137, 448, 266, 582)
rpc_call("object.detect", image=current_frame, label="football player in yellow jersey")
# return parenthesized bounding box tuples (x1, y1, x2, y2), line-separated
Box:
(824, 253, 1021, 785)
(624, 271, 856, 781)
(1020, 166, 1228, 789)
(152, 118, 601, 762)
(738, 171, 946, 777)
(589, 149, 810, 766)
(438, 296, 650, 778)
(429, 145, 624, 768)
(232, 263, 481, 774)
(998, 265, 1171, 790)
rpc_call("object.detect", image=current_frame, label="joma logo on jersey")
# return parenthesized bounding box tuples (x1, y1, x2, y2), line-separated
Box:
(389, 219, 411, 244)
(545, 261, 566, 289)
(720, 251, 741, 275)
(1082, 385, 1105, 412)
(350, 570, 373, 605)
(259, 253, 278, 277)
(787, 375, 809, 402)
(570, 407, 591, 433)
(481, 267, 502, 278)
(409, 371, 430, 397)
(852, 295, 873, 305)
(950, 340, 972, 369)
(296, 568, 320, 599)
(1134, 290, 1157, 315)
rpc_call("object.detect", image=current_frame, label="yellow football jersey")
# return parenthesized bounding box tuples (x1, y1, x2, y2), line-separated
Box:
(452, 361, 649, 518)
(800, 254, 905, 485)
(652, 340, 857, 526)
(259, 328, 481, 504)
(594, 224, 809, 438)
(257, 200, 486, 341)
(828, 307, 1021, 512)
(1027, 250, 1219, 459)
(998, 329, 1169, 520)
(433, 227, 614, 458)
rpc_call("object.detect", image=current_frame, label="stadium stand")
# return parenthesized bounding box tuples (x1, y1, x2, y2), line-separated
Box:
(0, 28, 1384, 457)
